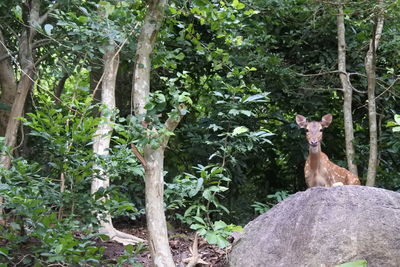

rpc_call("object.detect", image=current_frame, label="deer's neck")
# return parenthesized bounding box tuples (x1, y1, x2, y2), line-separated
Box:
(308, 145, 323, 170)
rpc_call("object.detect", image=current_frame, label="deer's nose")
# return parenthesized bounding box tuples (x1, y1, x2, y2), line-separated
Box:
(310, 140, 319, 147)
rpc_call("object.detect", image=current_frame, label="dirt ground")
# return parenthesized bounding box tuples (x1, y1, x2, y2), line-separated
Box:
(0, 222, 230, 266)
(100, 225, 230, 266)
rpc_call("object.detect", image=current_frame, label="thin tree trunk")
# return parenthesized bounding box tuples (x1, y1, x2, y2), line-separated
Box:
(365, 1, 384, 187)
(0, 30, 17, 137)
(0, 0, 53, 224)
(0, 0, 52, 168)
(132, 0, 180, 266)
(91, 45, 144, 245)
(337, 3, 358, 176)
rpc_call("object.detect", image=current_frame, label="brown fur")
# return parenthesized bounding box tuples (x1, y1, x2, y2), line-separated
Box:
(296, 114, 361, 187)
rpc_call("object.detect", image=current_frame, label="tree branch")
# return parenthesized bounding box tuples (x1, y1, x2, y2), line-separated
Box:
(38, 3, 60, 25)
(162, 104, 186, 147)
(296, 70, 346, 77)
(130, 143, 148, 170)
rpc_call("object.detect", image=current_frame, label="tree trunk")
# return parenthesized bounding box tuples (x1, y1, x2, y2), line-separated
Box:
(132, 0, 178, 266)
(0, 0, 52, 168)
(365, 1, 384, 187)
(143, 147, 175, 266)
(0, 30, 17, 137)
(0, 0, 52, 224)
(91, 45, 144, 245)
(337, 3, 358, 176)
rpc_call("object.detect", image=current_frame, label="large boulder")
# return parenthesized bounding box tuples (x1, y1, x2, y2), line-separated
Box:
(230, 186, 400, 267)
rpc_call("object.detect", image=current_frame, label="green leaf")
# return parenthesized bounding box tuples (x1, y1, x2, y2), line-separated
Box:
(125, 244, 134, 254)
(335, 260, 368, 267)
(190, 223, 205, 231)
(232, 0, 245, 10)
(78, 16, 89, 23)
(393, 126, 400, 132)
(216, 235, 229, 248)
(213, 220, 227, 230)
(12, 5, 23, 22)
(205, 231, 218, 244)
(189, 178, 203, 197)
(175, 52, 185, 60)
(10, 222, 21, 231)
(240, 110, 252, 116)
(55, 244, 63, 254)
(0, 247, 10, 259)
(394, 114, 400, 125)
(0, 183, 10, 191)
(193, 216, 206, 225)
(47, 255, 66, 263)
(232, 126, 249, 136)
(202, 189, 214, 201)
(244, 94, 266, 103)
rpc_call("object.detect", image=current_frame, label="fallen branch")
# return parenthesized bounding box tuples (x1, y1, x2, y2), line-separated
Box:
(183, 233, 209, 267)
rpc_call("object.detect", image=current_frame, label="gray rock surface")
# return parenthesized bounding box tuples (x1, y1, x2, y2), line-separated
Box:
(230, 186, 400, 267)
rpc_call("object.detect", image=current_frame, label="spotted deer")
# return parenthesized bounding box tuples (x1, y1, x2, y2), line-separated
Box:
(296, 114, 361, 187)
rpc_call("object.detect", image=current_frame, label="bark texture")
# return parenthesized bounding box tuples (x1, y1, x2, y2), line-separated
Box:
(1, 0, 50, 168)
(230, 186, 400, 267)
(132, 0, 179, 266)
(0, 30, 17, 136)
(365, 1, 384, 187)
(0, 0, 52, 221)
(92, 47, 144, 245)
(337, 4, 358, 176)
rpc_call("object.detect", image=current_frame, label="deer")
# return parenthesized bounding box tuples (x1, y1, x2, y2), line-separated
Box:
(296, 114, 361, 188)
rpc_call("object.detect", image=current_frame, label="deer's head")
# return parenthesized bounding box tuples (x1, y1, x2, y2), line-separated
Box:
(296, 114, 332, 153)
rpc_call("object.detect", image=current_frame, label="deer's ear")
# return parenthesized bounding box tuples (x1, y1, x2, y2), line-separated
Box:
(321, 114, 332, 128)
(296, 114, 308, 128)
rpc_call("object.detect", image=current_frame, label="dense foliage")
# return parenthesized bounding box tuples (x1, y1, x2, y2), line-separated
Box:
(0, 0, 399, 264)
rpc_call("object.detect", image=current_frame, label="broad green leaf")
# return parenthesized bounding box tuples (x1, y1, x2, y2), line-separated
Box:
(394, 114, 400, 125)
(205, 232, 218, 244)
(213, 220, 227, 230)
(193, 216, 206, 225)
(232, 126, 249, 136)
(189, 178, 203, 197)
(335, 260, 368, 267)
(202, 189, 214, 201)
(240, 110, 252, 116)
(190, 223, 204, 231)
(175, 52, 185, 60)
(232, 0, 245, 10)
(78, 16, 89, 23)
(216, 235, 229, 248)
(229, 109, 240, 115)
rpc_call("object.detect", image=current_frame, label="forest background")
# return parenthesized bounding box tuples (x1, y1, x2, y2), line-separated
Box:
(0, 0, 400, 265)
